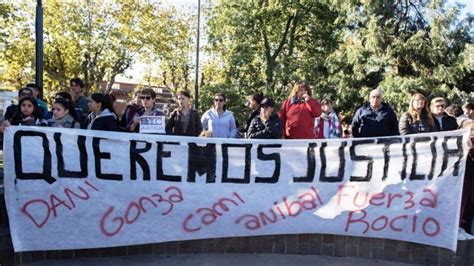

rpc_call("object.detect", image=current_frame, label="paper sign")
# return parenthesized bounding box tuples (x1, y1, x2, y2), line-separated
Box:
(139, 116, 165, 134)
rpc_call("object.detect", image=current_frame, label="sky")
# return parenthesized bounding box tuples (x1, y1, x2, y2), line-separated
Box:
(120, 0, 474, 83)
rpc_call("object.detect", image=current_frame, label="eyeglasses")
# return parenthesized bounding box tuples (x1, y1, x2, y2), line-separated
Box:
(214, 98, 224, 102)
(140, 96, 152, 101)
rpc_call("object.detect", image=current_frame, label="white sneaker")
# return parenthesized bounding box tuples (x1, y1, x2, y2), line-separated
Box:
(463, 231, 474, 240)
(458, 228, 468, 241)
(458, 228, 474, 240)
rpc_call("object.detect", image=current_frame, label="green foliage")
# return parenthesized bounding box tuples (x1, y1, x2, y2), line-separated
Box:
(1, 0, 472, 124)
(0, 0, 193, 101)
(203, 0, 473, 123)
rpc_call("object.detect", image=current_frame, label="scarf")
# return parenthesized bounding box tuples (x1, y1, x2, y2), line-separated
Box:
(315, 111, 341, 139)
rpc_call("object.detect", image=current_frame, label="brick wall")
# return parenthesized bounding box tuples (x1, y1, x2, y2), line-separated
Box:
(1, 194, 472, 265)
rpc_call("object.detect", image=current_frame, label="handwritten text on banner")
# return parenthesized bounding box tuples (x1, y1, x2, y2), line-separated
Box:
(3, 126, 470, 252)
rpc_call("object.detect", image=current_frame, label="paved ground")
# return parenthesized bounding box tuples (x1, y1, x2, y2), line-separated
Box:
(27, 253, 417, 266)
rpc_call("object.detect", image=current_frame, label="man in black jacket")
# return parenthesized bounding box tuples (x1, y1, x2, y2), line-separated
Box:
(247, 98, 282, 139)
(351, 88, 399, 138)
(431, 97, 458, 131)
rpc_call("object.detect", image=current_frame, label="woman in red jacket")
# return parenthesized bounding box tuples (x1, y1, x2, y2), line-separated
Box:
(278, 82, 322, 139)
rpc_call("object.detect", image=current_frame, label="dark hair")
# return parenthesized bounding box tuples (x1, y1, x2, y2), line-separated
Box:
(91, 93, 114, 112)
(53, 98, 79, 121)
(70, 78, 85, 88)
(463, 102, 474, 111)
(214, 92, 227, 111)
(18, 87, 33, 98)
(10, 96, 44, 125)
(55, 91, 73, 102)
(251, 92, 264, 104)
(140, 88, 156, 99)
(446, 104, 464, 118)
(26, 83, 40, 92)
(321, 98, 333, 105)
(178, 90, 191, 99)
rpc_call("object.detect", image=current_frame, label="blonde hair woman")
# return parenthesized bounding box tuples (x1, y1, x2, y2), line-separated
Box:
(399, 91, 437, 135)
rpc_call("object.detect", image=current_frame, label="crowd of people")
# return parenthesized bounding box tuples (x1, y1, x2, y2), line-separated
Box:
(1, 78, 474, 238)
(2, 79, 473, 140)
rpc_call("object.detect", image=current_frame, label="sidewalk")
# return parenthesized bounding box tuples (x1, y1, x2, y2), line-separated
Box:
(27, 253, 417, 266)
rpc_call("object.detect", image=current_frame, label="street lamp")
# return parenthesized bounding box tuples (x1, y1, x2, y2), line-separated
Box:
(35, 0, 44, 98)
(194, 0, 201, 110)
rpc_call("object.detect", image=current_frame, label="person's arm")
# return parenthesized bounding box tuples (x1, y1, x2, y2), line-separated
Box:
(247, 118, 270, 139)
(229, 113, 237, 138)
(351, 109, 361, 138)
(129, 115, 140, 132)
(278, 100, 287, 138)
(73, 120, 81, 129)
(3, 105, 15, 121)
(266, 118, 283, 139)
(38, 118, 48, 127)
(399, 113, 410, 135)
(165, 111, 175, 135)
(201, 111, 209, 131)
(119, 106, 130, 128)
(194, 110, 203, 136)
(246, 118, 259, 138)
(305, 98, 322, 118)
(389, 108, 400, 135)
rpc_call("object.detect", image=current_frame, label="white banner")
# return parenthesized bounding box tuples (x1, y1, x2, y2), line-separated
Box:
(3, 126, 471, 252)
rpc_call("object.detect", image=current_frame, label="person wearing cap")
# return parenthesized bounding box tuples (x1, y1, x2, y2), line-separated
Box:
(278, 81, 321, 139)
(351, 88, 399, 137)
(247, 97, 282, 139)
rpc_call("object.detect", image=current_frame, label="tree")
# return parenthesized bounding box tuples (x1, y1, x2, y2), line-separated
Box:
(0, 0, 193, 100)
(204, 0, 473, 125)
(204, 0, 339, 123)
(142, 7, 197, 98)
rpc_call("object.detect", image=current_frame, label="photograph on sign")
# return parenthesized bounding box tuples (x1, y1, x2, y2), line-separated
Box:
(139, 116, 165, 134)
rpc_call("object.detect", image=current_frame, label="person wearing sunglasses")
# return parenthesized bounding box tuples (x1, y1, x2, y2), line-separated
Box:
(166, 90, 202, 136)
(201, 92, 237, 138)
(430, 97, 457, 131)
(247, 97, 282, 139)
(3, 87, 34, 122)
(129, 88, 164, 133)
